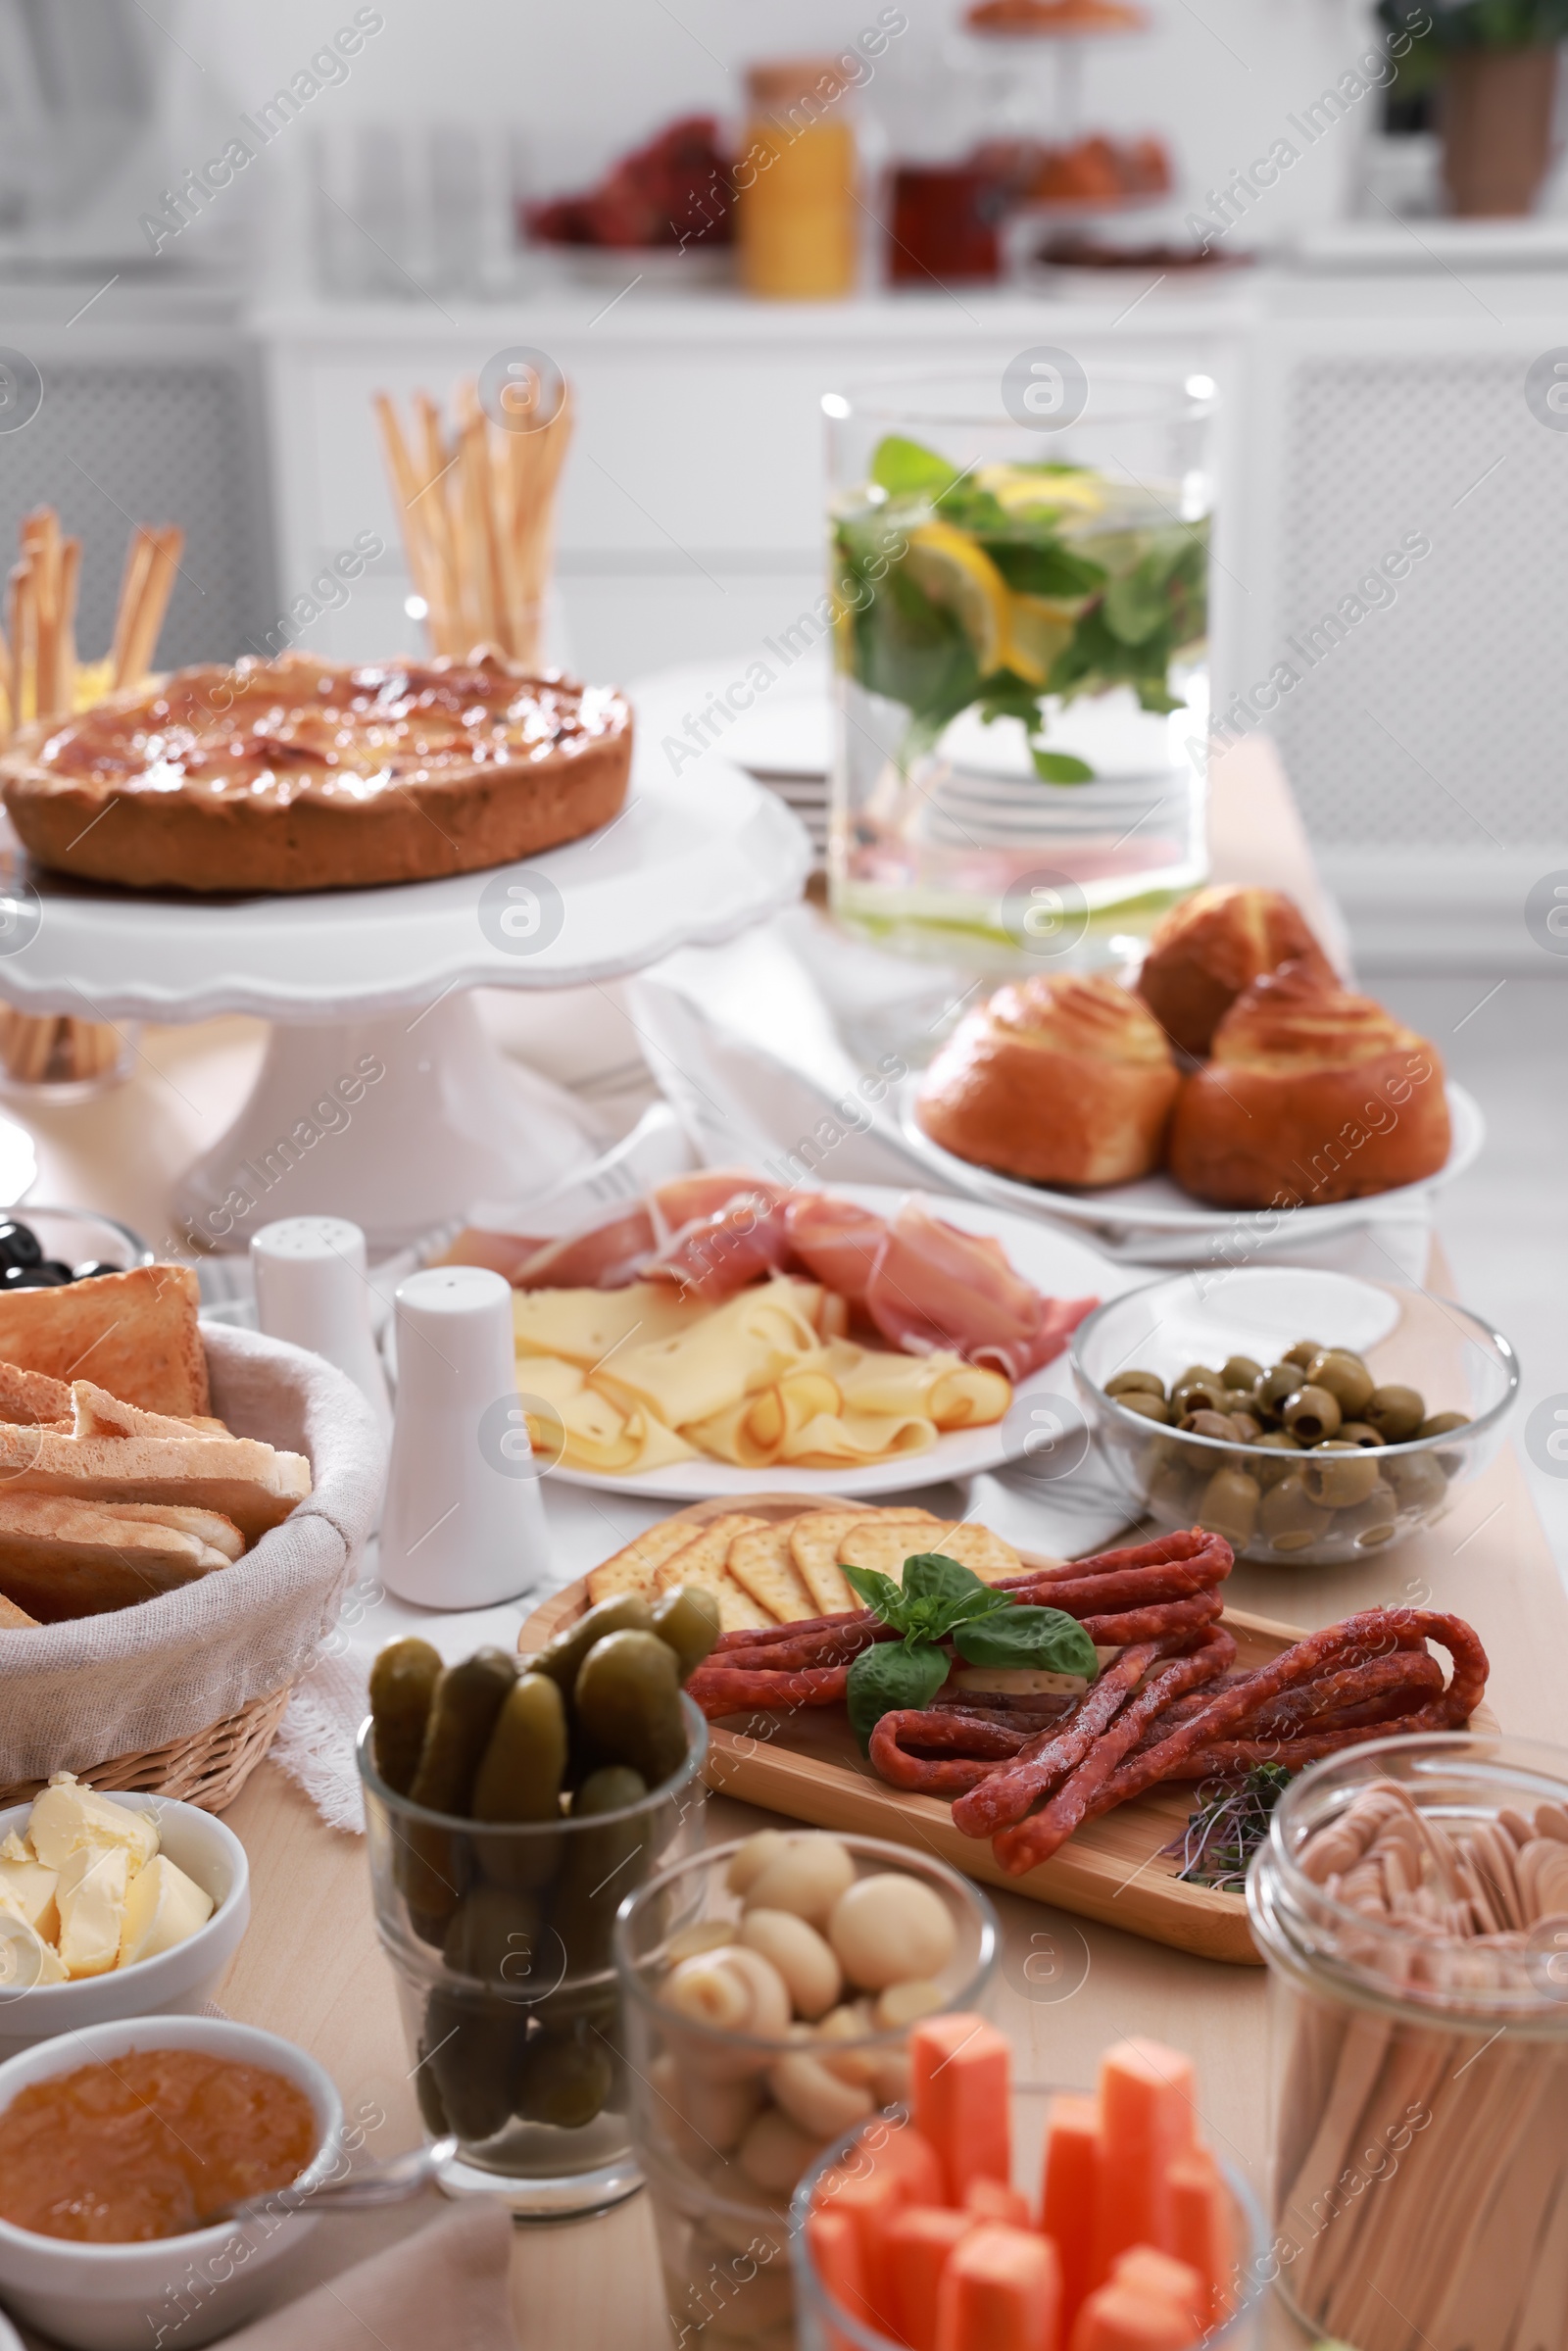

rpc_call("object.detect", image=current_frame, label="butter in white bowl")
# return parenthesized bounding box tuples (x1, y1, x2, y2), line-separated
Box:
(0, 1783, 247, 2057)
(0, 1775, 212, 1984)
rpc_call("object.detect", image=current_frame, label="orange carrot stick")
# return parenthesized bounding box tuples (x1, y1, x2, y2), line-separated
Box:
(1068, 2283, 1193, 2351)
(909, 2016, 1012, 2204)
(1092, 2041, 1196, 2281)
(935, 2223, 1061, 2351)
(1041, 2092, 1101, 2326)
(880, 2206, 975, 2351)
(1164, 2150, 1232, 2322)
(966, 2177, 1033, 2229)
(808, 2207, 880, 2351)
(1108, 2249, 1203, 2335)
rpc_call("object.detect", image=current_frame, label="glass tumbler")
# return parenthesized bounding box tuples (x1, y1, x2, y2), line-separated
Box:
(614, 1833, 998, 2351)
(793, 2086, 1271, 2351)
(358, 1698, 707, 2219)
(1249, 1733, 1568, 2349)
(825, 366, 1213, 970)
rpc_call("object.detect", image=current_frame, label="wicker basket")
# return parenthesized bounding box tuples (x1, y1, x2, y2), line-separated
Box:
(0, 1683, 293, 1816)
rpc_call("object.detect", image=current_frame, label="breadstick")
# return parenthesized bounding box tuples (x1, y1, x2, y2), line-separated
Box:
(57, 536, 80, 714)
(120, 525, 181, 687)
(110, 527, 156, 687)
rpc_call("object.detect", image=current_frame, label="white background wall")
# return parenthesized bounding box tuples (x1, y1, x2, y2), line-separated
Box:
(180, 0, 1376, 258)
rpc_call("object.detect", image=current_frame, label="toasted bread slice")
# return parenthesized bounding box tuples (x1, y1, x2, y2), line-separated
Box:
(0, 1361, 72, 1426)
(0, 1494, 238, 1621)
(0, 1425, 309, 1542)
(72, 1381, 227, 1443)
(584, 1516, 702, 1606)
(0, 1265, 209, 1416)
(0, 1589, 38, 1629)
(94, 1501, 246, 1562)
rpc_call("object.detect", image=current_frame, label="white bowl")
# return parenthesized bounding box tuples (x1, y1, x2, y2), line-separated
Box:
(0, 1792, 249, 2058)
(0, 2015, 341, 2350)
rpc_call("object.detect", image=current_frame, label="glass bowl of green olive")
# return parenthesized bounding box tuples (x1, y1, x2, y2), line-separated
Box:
(1068, 1269, 1518, 1567)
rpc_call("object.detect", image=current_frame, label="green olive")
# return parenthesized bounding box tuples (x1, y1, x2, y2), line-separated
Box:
(1419, 1411, 1470, 1440)
(408, 1650, 518, 1818)
(1281, 1340, 1323, 1371)
(1259, 1472, 1333, 1553)
(1197, 1467, 1260, 1545)
(1117, 1391, 1173, 1425)
(1223, 1387, 1260, 1415)
(650, 1585, 722, 1681)
(1147, 1463, 1200, 1520)
(1172, 1378, 1229, 1418)
(1254, 1429, 1304, 1487)
(368, 1637, 443, 1796)
(1337, 1421, 1385, 1450)
(1177, 1363, 1226, 1389)
(1304, 1349, 1375, 1418)
(513, 2023, 613, 2130)
(1182, 1408, 1241, 1440)
(1336, 1481, 1399, 1548)
(1384, 1451, 1448, 1513)
(1364, 1385, 1425, 1444)
(1105, 1370, 1165, 1400)
(1221, 1355, 1265, 1393)
(1254, 1365, 1299, 1419)
(1283, 1385, 1343, 1444)
(471, 1672, 568, 1824)
(574, 1630, 687, 1788)
(527, 1592, 657, 1695)
(1229, 1411, 1263, 1444)
(1300, 1443, 1382, 1508)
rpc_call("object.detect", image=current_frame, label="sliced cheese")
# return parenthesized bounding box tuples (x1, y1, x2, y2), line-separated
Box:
(952, 1667, 1090, 1697)
(56, 1845, 129, 1979)
(27, 1774, 158, 1875)
(0, 1850, 59, 1940)
(599, 1278, 823, 1430)
(0, 1910, 67, 1986)
(0, 1830, 28, 1862)
(118, 1852, 215, 1967)
(512, 1282, 706, 1368)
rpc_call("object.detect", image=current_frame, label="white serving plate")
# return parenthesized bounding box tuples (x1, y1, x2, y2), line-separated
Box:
(895, 1074, 1485, 1242)
(543, 1184, 1140, 1500)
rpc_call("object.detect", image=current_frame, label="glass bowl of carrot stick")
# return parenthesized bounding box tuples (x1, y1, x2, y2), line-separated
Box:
(793, 2023, 1270, 2351)
(614, 1830, 1000, 2351)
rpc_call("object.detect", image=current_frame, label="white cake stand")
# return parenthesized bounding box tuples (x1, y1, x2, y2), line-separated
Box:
(0, 753, 810, 1253)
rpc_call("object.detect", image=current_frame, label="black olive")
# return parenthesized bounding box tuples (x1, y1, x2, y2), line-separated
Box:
(0, 1222, 42, 1269)
(36, 1260, 74, 1284)
(2, 1262, 71, 1289)
(71, 1260, 118, 1280)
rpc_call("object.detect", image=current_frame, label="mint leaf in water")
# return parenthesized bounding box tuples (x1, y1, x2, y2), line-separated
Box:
(952, 1606, 1099, 1678)
(1031, 748, 1096, 784)
(870, 434, 959, 502)
(846, 1640, 951, 1751)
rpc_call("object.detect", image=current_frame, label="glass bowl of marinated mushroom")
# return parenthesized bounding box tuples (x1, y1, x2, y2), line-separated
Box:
(1068, 1267, 1518, 1566)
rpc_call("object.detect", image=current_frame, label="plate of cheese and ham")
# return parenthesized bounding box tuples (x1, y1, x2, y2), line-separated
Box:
(437, 1174, 1138, 1498)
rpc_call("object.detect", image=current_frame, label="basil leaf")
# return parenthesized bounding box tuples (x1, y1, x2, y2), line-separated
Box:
(846, 1640, 951, 1751)
(840, 1562, 909, 1626)
(870, 433, 958, 502)
(901, 1553, 989, 1610)
(953, 1606, 1100, 1679)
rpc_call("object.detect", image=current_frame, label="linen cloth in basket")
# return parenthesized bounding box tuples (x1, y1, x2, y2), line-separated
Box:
(0, 1323, 385, 1785)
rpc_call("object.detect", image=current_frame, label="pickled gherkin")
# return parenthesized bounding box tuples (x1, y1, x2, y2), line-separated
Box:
(368, 1637, 442, 1794)
(513, 2020, 613, 2130)
(419, 1987, 526, 2144)
(574, 1630, 686, 1787)
(472, 1672, 567, 1823)
(649, 1584, 721, 1680)
(408, 1650, 516, 1816)
(442, 1882, 544, 1986)
(571, 1765, 648, 1817)
(526, 1593, 656, 1697)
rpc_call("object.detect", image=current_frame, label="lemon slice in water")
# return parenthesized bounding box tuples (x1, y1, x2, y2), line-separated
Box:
(905, 522, 1011, 676)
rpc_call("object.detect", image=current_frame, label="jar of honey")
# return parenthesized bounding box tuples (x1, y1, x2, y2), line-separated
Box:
(736, 58, 858, 299)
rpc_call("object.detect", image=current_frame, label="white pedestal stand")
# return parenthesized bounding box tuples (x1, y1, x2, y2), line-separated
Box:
(0, 756, 809, 1254)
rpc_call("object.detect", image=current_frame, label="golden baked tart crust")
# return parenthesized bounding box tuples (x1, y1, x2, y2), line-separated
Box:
(0, 649, 632, 894)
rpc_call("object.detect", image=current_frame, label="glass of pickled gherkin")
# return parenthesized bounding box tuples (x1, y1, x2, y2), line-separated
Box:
(357, 1695, 708, 2219)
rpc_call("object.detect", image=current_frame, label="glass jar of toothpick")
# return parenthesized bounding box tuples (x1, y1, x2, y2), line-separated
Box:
(1249, 1733, 1568, 2351)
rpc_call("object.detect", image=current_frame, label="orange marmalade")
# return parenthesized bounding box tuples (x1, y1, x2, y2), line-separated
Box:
(0, 2049, 318, 2241)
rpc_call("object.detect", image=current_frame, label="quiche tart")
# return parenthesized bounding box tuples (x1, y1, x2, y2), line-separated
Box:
(0, 649, 632, 894)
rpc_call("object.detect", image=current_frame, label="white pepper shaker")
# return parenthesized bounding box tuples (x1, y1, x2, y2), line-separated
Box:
(251, 1216, 392, 1433)
(379, 1264, 551, 1609)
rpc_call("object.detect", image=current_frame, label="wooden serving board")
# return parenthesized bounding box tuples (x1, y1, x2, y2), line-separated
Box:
(518, 1497, 1495, 1970)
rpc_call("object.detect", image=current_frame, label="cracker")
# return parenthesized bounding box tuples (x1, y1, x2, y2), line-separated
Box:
(585, 1516, 699, 1606)
(835, 1510, 944, 1580)
(0, 1265, 208, 1416)
(726, 1520, 815, 1624)
(789, 1510, 876, 1616)
(656, 1513, 772, 1634)
(935, 1522, 1022, 1585)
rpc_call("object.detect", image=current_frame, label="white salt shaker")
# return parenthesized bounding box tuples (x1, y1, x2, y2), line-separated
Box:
(379, 1265, 551, 1610)
(251, 1216, 393, 1434)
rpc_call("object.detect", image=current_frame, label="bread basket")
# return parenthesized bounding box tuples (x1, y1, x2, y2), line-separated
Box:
(0, 1323, 384, 1811)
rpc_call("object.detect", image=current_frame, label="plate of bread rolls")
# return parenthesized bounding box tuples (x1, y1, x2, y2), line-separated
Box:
(903, 885, 1483, 1237)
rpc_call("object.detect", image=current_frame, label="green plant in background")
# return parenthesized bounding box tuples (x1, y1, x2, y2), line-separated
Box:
(831, 431, 1208, 784)
(1378, 0, 1568, 88)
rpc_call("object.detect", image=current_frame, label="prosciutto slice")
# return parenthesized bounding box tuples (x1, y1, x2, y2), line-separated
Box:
(510, 1204, 658, 1291)
(863, 1197, 1096, 1379)
(783, 1194, 888, 1305)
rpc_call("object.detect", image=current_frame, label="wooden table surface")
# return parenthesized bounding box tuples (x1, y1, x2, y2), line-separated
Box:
(9, 737, 1559, 2348)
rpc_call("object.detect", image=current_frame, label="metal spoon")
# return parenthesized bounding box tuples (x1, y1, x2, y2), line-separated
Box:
(197, 2135, 459, 2229)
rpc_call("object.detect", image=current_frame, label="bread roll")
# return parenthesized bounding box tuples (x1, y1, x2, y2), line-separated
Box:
(1168, 961, 1451, 1208)
(1136, 885, 1335, 1055)
(916, 975, 1181, 1186)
